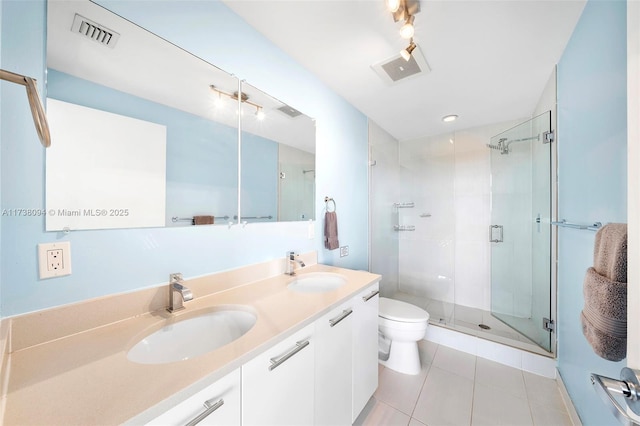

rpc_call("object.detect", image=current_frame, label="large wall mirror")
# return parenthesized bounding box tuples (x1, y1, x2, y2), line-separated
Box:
(45, 0, 315, 231)
(240, 82, 316, 223)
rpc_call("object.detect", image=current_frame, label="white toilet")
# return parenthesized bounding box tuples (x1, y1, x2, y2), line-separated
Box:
(378, 297, 430, 375)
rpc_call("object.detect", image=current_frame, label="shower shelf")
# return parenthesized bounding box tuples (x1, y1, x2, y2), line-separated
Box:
(394, 225, 415, 232)
(393, 202, 415, 208)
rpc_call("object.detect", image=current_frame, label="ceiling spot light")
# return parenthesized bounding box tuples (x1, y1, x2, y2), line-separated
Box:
(399, 15, 415, 39)
(386, 0, 401, 13)
(400, 40, 416, 61)
(214, 91, 224, 108)
(442, 114, 458, 123)
(255, 106, 265, 120)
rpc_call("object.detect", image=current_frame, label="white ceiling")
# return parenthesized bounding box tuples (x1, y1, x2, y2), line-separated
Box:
(223, 0, 586, 141)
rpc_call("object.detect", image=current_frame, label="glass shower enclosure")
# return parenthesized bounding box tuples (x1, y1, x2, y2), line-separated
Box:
(488, 111, 553, 352)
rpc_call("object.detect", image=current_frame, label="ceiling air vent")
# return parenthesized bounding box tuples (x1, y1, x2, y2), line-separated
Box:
(71, 14, 120, 48)
(371, 43, 430, 85)
(277, 105, 303, 118)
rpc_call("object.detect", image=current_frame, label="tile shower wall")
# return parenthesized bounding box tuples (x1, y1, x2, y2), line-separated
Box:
(398, 132, 455, 304)
(396, 120, 521, 313)
(368, 121, 400, 297)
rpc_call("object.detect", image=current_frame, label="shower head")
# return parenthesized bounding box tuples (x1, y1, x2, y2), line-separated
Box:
(486, 138, 510, 155)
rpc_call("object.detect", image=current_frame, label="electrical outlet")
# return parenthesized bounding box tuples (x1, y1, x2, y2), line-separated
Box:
(47, 249, 64, 271)
(340, 245, 349, 257)
(38, 242, 72, 279)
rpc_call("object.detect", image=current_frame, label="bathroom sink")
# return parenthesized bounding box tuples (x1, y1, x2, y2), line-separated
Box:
(287, 272, 347, 293)
(127, 306, 256, 364)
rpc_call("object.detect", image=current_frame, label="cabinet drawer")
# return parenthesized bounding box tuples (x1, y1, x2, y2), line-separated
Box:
(146, 368, 240, 426)
(242, 323, 315, 426)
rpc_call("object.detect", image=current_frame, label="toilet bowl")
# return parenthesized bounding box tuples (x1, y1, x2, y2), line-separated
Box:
(378, 297, 429, 375)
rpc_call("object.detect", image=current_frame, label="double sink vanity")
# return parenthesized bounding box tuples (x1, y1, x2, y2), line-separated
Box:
(0, 252, 380, 425)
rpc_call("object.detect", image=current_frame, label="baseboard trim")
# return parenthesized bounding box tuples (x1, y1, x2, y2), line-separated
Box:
(556, 369, 583, 426)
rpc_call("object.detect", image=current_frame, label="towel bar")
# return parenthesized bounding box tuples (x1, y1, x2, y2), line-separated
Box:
(551, 219, 602, 231)
(172, 216, 230, 223)
(324, 196, 336, 212)
(233, 215, 273, 220)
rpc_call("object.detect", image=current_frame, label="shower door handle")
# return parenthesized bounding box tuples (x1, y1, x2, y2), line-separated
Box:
(490, 225, 503, 243)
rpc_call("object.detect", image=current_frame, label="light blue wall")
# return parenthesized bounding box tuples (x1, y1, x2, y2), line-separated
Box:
(557, 1, 627, 424)
(0, 0, 369, 317)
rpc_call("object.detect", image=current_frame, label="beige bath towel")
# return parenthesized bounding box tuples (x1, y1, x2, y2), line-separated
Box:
(324, 211, 339, 250)
(581, 223, 627, 361)
(581, 311, 626, 362)
(594, 223, 627, 282)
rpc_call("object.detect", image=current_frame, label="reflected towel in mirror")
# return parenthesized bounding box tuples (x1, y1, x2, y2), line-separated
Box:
(193, 216, 214, 225)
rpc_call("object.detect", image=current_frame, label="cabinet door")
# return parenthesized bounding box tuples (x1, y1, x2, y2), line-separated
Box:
(146, 368, 240, 426)
(241, 324, 314, 426)
(352, 282, 380, 422)
(314, 301, 354, 426)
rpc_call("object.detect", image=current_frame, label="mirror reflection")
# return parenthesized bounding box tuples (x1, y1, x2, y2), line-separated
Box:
(45, 0, 315, 231)
(240, 82, 316, 222)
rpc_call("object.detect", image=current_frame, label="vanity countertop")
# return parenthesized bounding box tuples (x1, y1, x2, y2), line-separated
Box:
(1, 261, 380, 425)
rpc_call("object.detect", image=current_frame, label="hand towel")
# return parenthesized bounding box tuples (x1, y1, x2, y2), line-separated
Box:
(581, 223, 627, 361)
(324, 211, 339, 250)
(594, 223, 627, 282)
(193, 215, 214, 225)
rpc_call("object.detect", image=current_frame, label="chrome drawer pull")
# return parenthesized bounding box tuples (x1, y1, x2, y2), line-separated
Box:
(362, 290, 379, 302)
(184, 398, 224, 426)
(329, 309, 353, 327)
(269, 340, 310, 371)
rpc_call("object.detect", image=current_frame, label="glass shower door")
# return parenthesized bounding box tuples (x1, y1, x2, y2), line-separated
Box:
(489, 111, 552, 351)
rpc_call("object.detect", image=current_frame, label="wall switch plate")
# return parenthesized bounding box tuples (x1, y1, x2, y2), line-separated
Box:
(340, 245, 349, 257)
(38, 241, 72, 279)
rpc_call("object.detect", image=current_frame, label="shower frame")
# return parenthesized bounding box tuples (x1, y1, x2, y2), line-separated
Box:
(488, 110, 557, 354)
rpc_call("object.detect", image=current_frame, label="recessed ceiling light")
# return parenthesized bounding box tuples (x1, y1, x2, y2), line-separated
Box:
(442, 114, 458, 122)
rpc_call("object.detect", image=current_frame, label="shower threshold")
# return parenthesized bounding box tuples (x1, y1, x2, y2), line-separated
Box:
(391, 291, 554, 358)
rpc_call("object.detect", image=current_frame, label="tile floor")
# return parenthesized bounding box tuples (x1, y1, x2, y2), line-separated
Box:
(354, 340, 573, 426)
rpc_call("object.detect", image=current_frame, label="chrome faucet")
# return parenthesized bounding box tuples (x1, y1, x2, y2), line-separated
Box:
(167, 273, 193, 313)
(285, 251, 305, 275)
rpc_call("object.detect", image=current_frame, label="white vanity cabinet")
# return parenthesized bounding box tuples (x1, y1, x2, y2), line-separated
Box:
(145, 368, 241, 426)
(352, 281, 380, 422)
(314, 300, 354, 426)
(241, 323, 315, 426)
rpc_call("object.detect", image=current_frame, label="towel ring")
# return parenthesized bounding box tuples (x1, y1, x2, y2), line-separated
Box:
(324, 196, 336, 212)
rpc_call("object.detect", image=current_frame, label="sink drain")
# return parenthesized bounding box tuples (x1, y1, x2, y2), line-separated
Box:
(478, 324, 491, 330)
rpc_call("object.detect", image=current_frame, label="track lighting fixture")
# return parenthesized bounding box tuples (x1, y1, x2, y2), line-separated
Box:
(399, 15, 415, 39)
(386, 0, 420, 59)
(400, 39, 416, 61)
(209, 85, 265, 119)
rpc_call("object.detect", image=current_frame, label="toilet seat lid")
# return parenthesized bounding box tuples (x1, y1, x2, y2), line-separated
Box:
(379, 297, 429, 323)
